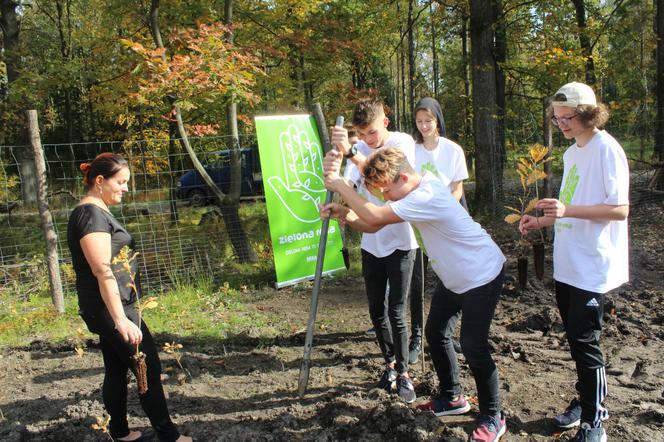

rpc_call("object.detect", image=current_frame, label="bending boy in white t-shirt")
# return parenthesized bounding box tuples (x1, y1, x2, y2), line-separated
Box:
(320, 147, 507, 442)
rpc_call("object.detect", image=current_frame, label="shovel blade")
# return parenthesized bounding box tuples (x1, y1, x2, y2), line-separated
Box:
(298, 358, 310, 398)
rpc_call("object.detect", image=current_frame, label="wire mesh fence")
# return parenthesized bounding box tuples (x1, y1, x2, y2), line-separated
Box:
(0, 125, 662, 305)
(0, 134, 268, 302)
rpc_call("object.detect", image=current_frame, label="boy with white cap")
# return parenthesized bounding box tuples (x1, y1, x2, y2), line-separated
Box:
(519, 82, 629, 442)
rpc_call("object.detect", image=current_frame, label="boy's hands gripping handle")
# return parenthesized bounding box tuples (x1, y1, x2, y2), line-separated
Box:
(324, 116, 345, 207)
(298, 112, 344, 398)
(328, 117, 350, 270)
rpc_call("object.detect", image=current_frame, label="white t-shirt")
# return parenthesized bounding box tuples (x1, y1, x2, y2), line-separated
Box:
(414, 137, 469, 189)
(390, 173, 505, 293)
(553, 130, 629, 293)
(343, 131, 418, 258)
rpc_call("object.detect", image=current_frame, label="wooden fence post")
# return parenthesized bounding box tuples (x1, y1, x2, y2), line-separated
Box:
(26, 110, 64, 313)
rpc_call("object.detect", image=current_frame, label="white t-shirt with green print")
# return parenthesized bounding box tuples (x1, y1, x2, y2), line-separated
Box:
(554, 130, 629, 293)
(390, 173, 505, 294)
(414, 137, 468, 189)
(342, 131, 419, 258)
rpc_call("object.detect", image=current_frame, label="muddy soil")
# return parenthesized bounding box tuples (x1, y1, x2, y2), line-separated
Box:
(1, 204, 663, 441)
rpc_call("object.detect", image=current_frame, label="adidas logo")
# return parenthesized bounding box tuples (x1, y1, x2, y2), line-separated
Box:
(586, 298, 600, 307)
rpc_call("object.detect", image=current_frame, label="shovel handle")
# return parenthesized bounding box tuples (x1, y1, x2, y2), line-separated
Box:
(298, 114, 344, 398)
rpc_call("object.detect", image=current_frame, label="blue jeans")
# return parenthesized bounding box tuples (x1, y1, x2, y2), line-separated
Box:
(425, 269, 504, 416)
(362, 248, 416, 374)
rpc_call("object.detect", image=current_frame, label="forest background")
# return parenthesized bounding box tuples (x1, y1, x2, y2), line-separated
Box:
(1, 4, 664, 440)
(2, 0, 664, 214)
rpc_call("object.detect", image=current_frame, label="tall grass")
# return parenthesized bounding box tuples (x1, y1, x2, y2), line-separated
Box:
(0, 274, 287, 350)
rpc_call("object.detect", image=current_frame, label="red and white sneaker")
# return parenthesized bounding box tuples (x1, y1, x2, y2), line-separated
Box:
(470, 413, 506, 442)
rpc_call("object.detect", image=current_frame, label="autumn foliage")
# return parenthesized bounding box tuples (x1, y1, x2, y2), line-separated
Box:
(120, 22, 263, 133)
(504, 144, 551, 225)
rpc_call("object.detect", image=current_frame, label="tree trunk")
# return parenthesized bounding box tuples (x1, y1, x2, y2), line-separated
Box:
(398, 0, 407, 131)
(56, 0, 76, 142)
(572, 0, 596, 85)
(407, 0, 416, 131)
(656, 0, 664, 183)
(639, 0, 648, 162)
(493, 0, 507, 171)
(150, 0, 256, 263)
(223, 0, 257, 262)
(225, 0, 241, 202)
(470, 0, 503, 216)
(543, 97, 554, 199)
(27, 110, 65, 313)
(0, 0, 20, 84)
(391, 58, 400, 131)
(300, 54, 313, 108)
(1, 1, 37, 205)
(461, 14, 473, 172)
(430, 1, 439, 100)
(168, 120, 179, 225)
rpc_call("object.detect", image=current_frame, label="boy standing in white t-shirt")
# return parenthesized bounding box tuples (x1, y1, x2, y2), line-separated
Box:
(520, 82, 629, 442)
(331, 98, 419, 404)
(320, 147, 508, 442)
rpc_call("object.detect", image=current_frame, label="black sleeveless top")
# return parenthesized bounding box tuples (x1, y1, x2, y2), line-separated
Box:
(67, 204, 140, 313)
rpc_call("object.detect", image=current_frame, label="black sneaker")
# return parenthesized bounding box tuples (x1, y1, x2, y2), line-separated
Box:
(573, 423, 607, 442)
(376, 368, 397, 392)
(554, 398, 609, 429)
(365, 327, 377, 338)
(408, 338, 421, 365)
(397, 375, 416, 403)
(554, 398, 582, 429)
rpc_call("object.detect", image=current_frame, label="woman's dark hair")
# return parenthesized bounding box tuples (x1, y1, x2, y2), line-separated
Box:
(413, 97, 446, 143)
(547, 94, 610, 129)
(80, 153, 128, 189)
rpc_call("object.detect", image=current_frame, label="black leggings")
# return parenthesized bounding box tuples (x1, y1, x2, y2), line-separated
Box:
(81, 306, 180, 442)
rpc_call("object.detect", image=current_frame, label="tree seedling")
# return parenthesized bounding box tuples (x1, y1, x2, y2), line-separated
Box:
(91, 414, 111, 440)
(505, 144, 551, 284)
(163, 341, 191, 383)
(112, 246, 159, 394)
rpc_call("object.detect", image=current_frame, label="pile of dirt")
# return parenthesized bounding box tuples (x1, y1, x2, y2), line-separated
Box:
(0, 205, 663, 441)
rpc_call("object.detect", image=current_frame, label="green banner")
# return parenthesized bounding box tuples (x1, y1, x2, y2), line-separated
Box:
(255, 114, 345, 288)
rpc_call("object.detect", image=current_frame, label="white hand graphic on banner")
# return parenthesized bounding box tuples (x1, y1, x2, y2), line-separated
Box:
(267, 124, 326, 223)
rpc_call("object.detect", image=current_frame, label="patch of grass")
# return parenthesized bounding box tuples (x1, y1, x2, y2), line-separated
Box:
(0, 277, 286, 349)
(149, 280, 267, 337)
(0, 294, 84, 348)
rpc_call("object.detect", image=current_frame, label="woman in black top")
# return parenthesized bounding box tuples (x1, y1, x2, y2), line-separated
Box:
(67, 153, 191, 442)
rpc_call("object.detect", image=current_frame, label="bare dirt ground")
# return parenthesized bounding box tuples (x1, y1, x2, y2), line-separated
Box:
(1, 204, 663, 441)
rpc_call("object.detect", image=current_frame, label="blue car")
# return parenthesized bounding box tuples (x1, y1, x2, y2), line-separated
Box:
(176, 148, 263, 206)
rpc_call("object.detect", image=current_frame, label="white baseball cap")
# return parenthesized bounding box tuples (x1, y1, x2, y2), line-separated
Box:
(552, 82, 597, 107)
